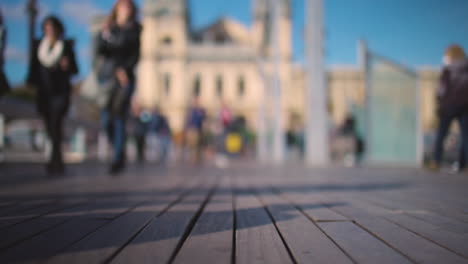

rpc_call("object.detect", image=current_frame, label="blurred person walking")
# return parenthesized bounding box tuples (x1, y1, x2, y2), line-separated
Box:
(430, 45, 468, 172)
(26, 16, 78, 175)
(149, 108, 172, 165)
(133, 109, 151, 163)
(184, 98, 206, 164)
(0, 11, 10, 99)
(95, 0, 141, 174)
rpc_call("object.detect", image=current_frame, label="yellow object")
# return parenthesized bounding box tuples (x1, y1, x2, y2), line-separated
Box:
(226, 133, 242, 154)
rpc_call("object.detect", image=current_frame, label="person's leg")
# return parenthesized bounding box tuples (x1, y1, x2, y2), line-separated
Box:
(433, 114, 454, 166)
(113, 117, 126, 164)
(136, 133, 146, 163)
(457, 113, 468, 171)
(46, 104, 65, 174)
(158, 135, 170, 165)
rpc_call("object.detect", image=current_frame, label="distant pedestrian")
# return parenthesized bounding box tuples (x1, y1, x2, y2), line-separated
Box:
(341, 115, 364, 166)
(430, 45, 468, 172)
(219, 102, 233, 132)
(149, 108, 172, 165)
(133, 109, 151, 163)
(0, 11, 10, 99)
(184, 97, 206, 164)
(95, 0, 141, 174)
(26, 16, 79, 175)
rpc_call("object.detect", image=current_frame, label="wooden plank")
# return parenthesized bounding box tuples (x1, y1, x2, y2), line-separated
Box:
(0, 199, 135, 250)
(111, 180, 215, 264)
(362, 191, 468, 230)
(325, 194, 468, 260)
(0, 200, 57, 218)
(0, 176, 188, 261)
(384, 211, 468, 259)
(235, 190, 293, 264)
(318, 221, 412, 264)
(46, 195, 184, 264)
(278, 191, 350, 222)
(173, 177, 233, 264)
(255, 189, 354, 264)
(0, 200, 86, 230)
(0, 218, 108, 263)
(328, 201, 468, 264)
(45, 175, 199, 264)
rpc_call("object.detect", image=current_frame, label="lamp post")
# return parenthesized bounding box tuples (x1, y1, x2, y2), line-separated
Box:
(26, 0, 38, 64)
(305, 0, 330, 166)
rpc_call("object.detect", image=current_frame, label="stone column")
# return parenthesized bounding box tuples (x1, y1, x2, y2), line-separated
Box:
(269, 0, 285, 164)
(304, 0, 330, 166)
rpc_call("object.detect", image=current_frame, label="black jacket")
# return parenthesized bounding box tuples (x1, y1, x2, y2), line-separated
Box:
(27, 38, 79, 113)
(95, 22, 141, 83)
(438, 59, 468, 115)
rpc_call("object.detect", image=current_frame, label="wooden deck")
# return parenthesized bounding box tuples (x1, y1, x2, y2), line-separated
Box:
(1, 163, 468, 263)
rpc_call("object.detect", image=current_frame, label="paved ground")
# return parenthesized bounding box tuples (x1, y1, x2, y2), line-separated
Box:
(0, 162, 468, 264)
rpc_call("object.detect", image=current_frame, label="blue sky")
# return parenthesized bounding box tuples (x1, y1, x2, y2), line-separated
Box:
(1, 0, 468, 85)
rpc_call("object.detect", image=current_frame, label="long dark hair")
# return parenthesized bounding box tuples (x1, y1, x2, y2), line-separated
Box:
(107, 0, 138, 25)
(42, 15, 65, 38)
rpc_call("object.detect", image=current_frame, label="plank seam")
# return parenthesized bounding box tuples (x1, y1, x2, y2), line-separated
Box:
(0, 201, 90, 231)
(270, 187, 359, 264)
(167, 183, 218, 264)
(318, 200, 420, 264)
(382, 216, 468, 260)
(253, 189, 298, 264)
(0, 218, 71, 252)
(350, 221, 419, 264)
(102, 184, 199, 264)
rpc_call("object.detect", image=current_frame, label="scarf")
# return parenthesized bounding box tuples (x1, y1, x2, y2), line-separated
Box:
(38, 38, 64, 68)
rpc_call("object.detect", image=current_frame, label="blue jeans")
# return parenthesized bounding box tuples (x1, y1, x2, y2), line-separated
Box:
(158, 134, 171, 164)
(102, 111, 127, 164)
(101, 83, 134, 164)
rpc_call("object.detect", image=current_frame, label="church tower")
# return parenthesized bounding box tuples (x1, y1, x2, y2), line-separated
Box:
(137, 0, 189, 118)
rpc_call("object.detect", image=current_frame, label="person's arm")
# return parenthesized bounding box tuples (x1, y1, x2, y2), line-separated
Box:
(26, 40, 40, 87)
(437, 68, 450, 103)
(0, 27, 6, 67)
(62, 40, 79, 76)
(121, 25, 141, 75)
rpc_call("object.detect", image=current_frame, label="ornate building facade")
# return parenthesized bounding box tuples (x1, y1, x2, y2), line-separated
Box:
(136, 0, 294, 132)
(134, 0, 440, 134)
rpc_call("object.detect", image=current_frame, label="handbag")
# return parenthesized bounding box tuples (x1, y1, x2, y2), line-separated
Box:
(80, 57, 117, 108)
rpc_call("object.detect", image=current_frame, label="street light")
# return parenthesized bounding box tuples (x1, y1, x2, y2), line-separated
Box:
(26, 0, 38, 63)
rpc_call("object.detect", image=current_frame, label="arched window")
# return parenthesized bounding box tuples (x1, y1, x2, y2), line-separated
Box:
(164, 73, 171, 97)
(161, 36, 172, 45)
(216, 75, 223, 97)
(238, 76, 246, 98)
(193, 75, 201, 97)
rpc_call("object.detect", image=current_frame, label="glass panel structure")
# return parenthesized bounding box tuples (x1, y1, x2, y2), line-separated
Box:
(366, 54, 420, 165)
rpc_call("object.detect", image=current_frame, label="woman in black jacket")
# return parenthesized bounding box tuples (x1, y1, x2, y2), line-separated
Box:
(27, 16, 78, 175)
(96, 0, 141, 174)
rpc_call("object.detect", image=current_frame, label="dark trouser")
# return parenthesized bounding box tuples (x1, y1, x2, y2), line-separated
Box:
(42, 97, 67, 169)
(0, 70, 10, 98)
(433, 108, 468, 169)
(136, 133, 146, 162)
